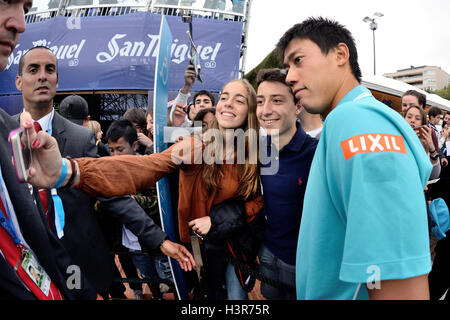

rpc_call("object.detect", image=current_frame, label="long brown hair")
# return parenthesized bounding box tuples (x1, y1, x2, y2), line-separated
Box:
(202, 79, 260, 200)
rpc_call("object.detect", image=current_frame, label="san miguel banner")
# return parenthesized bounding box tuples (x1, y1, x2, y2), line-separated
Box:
(0, 12, 243, 94)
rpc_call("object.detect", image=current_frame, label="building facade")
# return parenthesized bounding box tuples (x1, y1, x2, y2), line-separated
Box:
(383, 65, 450, 92)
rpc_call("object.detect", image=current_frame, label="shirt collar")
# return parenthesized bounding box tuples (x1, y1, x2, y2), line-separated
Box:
(267, 120, 307, 153)
(337, 85, 372, 107)
(33, 108, 55, 133)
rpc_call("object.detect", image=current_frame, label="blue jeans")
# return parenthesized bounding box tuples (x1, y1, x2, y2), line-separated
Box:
(130, 250, 174, 285)
(225, 263, 248, 300)
(258, 245, 296, 300)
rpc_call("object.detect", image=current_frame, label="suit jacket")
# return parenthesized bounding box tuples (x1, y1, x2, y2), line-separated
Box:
(0, 109, 96, 300)
(48, 112, 115, 293)
(13, 111, 168, 293)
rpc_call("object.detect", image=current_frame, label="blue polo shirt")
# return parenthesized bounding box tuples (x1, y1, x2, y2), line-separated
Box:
(260, 122, 318, 265)
(296, 85, 432, 300)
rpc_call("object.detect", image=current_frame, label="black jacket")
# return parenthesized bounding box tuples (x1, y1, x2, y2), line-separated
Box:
(0, 109, 96, 299)
(204, 199, 264, 261)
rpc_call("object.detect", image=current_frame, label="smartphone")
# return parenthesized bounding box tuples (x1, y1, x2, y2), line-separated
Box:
(9, 127, 32, 183)
(412, 125, 426, 131)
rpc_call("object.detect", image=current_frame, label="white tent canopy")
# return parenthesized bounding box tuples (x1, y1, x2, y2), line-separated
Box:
(362, 75, 450, 112)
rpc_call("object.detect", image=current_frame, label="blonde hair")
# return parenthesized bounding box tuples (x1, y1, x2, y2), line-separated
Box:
(86, 120, 101, 136)
(202, 79, 260, 201)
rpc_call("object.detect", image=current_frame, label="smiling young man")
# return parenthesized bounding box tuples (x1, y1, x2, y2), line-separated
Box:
(278, 17, 433, 300)
(255, 68, 317, 299)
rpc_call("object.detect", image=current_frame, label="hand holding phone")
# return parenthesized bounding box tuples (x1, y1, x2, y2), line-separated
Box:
(9, 127, 32, 183)
(412, 124, 426, 131)
(17, 112, 65, 189)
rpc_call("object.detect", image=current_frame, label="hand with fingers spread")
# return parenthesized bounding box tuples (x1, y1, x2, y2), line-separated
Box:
(19, 112, 64, 189)
(160, 240, 196, 272)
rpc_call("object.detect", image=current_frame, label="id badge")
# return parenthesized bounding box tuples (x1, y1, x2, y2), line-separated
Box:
(21, 251, 51, 296)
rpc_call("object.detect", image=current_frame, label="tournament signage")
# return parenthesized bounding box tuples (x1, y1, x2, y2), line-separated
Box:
(0, 12, 243, 94)
(153, 15, 189, 301)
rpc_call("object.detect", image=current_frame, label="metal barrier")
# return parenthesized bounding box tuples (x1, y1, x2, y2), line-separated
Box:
(151, 5, 244, 22)
(64, 4, 147, 17)
(25, 9, 59, 24)
(25, 2, 245, 23)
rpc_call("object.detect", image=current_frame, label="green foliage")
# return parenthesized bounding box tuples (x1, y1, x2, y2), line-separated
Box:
(244, 49, 283, 90)
(434, 85, 450, 100)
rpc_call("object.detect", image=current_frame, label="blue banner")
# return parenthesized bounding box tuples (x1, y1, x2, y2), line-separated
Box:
(153, 16, 189, 301)
(0, 12, 243, 95)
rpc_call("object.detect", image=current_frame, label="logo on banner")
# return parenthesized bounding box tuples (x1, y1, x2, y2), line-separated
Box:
(6, 39, 86, 70)
(96, 34, 222, 65)
(340, 133, 407, 160)
(204, 61, 216, 69)
(159, 44, 170, 86)
(66, 16, 81, 30)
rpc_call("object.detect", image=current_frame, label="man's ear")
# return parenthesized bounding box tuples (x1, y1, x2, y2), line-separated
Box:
(334, 43, 350, 67)
(132, 141, 139, 152)
(15, 76, 22, 91)
(295, 101, 302, 115)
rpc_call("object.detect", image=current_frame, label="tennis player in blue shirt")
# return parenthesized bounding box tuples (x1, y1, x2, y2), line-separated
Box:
(277, 17, 432, 300)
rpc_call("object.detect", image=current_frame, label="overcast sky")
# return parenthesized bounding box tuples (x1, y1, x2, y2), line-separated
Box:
(245, 0, 450, 78)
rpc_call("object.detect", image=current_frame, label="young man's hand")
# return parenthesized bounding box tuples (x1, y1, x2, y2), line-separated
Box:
(172, 103, 188, 127)
(181, 62, 196, 94)
(160, 240, 196, 272)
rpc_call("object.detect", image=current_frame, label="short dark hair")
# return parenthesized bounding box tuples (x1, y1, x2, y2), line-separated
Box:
(122, 107, 147, 134)
(18, 46, 57, 76)
(428, 106, 442, 118)
(276, 17, 362, 83)
(193, 90, 215, 106)
(106, 120, 137, 146)
(256, 68, 298, 105)
(402, 90, 427, 108)
(192, 107, 216, 124)
(184, 102, 192, 118)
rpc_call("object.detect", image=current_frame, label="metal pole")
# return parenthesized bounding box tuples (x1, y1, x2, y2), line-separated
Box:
(373, 28, 376, 75)
(239, 0, 252, 78)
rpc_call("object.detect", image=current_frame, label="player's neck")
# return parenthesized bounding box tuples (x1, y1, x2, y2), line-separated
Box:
(324, 74, 360, 119)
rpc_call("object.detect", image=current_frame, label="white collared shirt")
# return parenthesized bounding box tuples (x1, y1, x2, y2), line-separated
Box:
(32, 108, 55, 134)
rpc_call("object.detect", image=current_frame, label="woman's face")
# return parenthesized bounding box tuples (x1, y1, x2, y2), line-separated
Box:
(201, 112, 215, 131)
(405, 107, 423, 128)
(96, 130, 103, 141)
(216, 81, 249, 130)
(146, 113, 154, 136)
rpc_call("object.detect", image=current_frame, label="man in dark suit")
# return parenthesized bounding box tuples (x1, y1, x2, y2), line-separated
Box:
(13, 46, 193, 298)
(0, 0, 97, 300)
